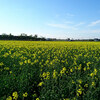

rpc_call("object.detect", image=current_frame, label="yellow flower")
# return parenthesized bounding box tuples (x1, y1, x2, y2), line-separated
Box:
(60, 70, 64, 75)
(78, 64, 81, 70)
(6, 96, 12, 100)
(87, 66, 90, 70)
(75, 66, 77, 69)
(23, 92, 28, 97)
(77, 89, 82, 96)
(78, 79, 82, 84)
(42, 72, 50, 80)
(38, 82, 44, 86)
(64, 98, 70, 100)
(53, 70, 57, 79)
(12, 91, 18, 100)
(92, 82, 95, 86)
(10, 71, 12, 74)
(0, 62, 4, 66)
(87, 62, 91, 66)
(83, 67, 86, 71)
(47, 72, 50, 75)
(32, 93, 37, 97)
(60, 67, 66, 75)
(70, 68, 73, 72)
(77, 93, 79, 96)
(28, 59, 31, 63)
(19, 62, 23, 65)
(24, 60, 27, 63)
(84, 84, 88, 87)
(90, 73, 94, 77)
(46, 72, 50, 79)
(94, 68, 97, 75)
(4, 67, 9, 70)
(63, 67, 66, 71)
(36, 98, 40, 100)
(95, 77, 98, 80)
(72, 80, 75, 84)
(72, 97, 77, 100)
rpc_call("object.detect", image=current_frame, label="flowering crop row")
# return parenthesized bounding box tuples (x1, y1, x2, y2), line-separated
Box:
(0, 41, 100, 100)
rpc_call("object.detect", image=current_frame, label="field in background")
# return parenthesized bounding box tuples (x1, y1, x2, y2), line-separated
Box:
(0, 41, 100, 100)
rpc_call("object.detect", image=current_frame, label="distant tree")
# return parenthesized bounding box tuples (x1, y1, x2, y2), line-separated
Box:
(20, 33, 27, 36)
(2, 33, 7, 36)
(33, 34, 38, 38)
(29, 34, 33, 37)
(67, 38, 70, 41)
(0, 33, 47, 41)
(9, 33, 13, 36)
(40, 36, 46, 41)
(1, 33, 8, 40)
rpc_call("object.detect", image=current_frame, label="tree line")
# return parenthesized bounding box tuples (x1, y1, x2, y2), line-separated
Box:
(0, 33, 100, 41)
(0, 33, 46, 41)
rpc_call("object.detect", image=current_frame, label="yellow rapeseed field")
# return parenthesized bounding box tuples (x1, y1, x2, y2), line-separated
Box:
(0, 41, 100, 100)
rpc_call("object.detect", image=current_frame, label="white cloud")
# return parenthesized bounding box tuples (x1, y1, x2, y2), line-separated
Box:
(74, 22, 85, 27)
(88, 20, 100, 26)
(47, 21, 86, 31)
(47, 23, 77, 30)
(48, 23, 67, 28)
(64, 21, 85, 27)
(80, 29, 100, 33)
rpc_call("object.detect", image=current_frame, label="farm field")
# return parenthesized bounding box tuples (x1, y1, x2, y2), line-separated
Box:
(0, 41, 100, 100)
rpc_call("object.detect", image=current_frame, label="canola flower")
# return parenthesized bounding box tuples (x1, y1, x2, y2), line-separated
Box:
(19, 62, 23, 65)
(38, 82, 44, 86)
(77, 79, 82, 84)
(53, 70, 58, 79)
(12, 91, 18, 100)
(90, 73, 94, 77)
(83, 67, 86, 71)
(41, 72, 50, 80)
(77, 89, 82, 96)
(78, 64, 81, 70)
(87, 62, 91, 67)
(32, 93, 37, 98)
(36, 98, 40, 100)
(23, 92, 28, 97)
(84, 84, 88, 87)
(90, 68, 97, 77)
(6, 96, 12, 100)
(70, 68, 73, 72)
(94, 68, 97, 75)
(0, 62, 4, 66)
(60, 67, 66, 75)
(92, 82, 95, 86)
(4, 67, 9, 70)
(9, 71, 12, 74)
(72, 80, 75, 84)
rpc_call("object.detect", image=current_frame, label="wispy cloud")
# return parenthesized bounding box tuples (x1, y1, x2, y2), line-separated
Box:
(64, 21, 85, 27)
(88, 20, 100, 26)
(48, 23, 67, 29)
(80, 29, 100, 33)
(74, 22, 85, 27)
(47, 23, 77, 30)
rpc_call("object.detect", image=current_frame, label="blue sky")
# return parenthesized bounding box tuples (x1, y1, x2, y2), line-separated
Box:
(0, 0, 100, 39)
